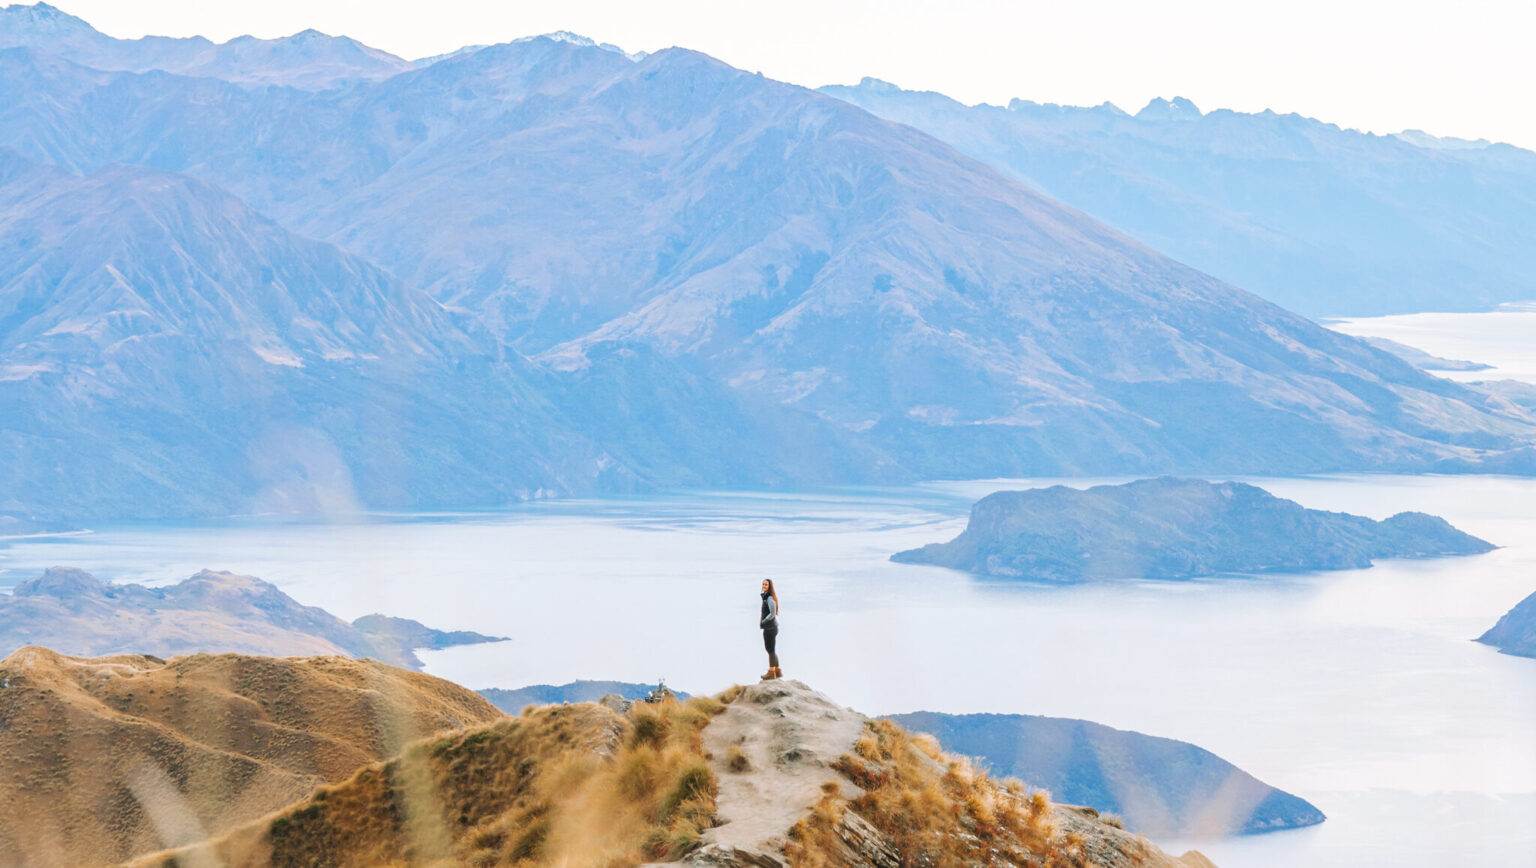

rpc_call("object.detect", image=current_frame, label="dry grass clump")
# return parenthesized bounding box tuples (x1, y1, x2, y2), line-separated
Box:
(787, 719, 1086, 867)
(140, 694, 728, 867)
(725, 744, 752, 773)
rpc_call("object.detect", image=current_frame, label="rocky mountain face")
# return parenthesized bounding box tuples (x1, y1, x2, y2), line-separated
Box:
(823, 78, 1536, 316)
(2, 9, 1533, 523)
(0, 152, 460, 365)
(0, 646, 501, 865)
(0, 567, 505, 667)
(0, 152, 633, 519)
(893, 477, 1494, 582)
(0, 2, 409, 88)
(888, 711, 1324, 836)
(1478, 590, 1536, 659)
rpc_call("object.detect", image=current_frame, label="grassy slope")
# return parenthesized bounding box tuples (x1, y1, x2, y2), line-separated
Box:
(0, 647, 501, 865)
(788, 718, 1212, 867)
(138, 695, 727, 866)
(141, 681, 1205, 867)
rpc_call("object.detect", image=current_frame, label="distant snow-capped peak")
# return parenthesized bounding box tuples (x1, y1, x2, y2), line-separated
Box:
(514, 30, 645, 61)
(1136, 96, 1202, 120)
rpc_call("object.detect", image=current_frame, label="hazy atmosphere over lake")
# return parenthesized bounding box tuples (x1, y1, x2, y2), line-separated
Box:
(3, 2, 1534, 865)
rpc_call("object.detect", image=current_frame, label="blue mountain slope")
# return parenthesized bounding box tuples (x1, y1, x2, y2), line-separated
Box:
(822, 79, 1536, 316)
(0, 154, 633, 518)
(0, 25, 1533, 520)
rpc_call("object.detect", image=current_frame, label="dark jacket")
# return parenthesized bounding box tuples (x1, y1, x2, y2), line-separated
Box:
(760, 593, 779, 630)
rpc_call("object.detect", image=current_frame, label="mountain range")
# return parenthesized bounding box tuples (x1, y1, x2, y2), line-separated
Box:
(0, 149, 630, 518)
(1, 5, 1533, 523)
(823, 79, 1536, 316)
(0, 2, 409, 88)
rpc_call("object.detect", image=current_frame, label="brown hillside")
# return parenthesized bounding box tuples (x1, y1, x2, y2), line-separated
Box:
(139, 693, 727, 867)
(786, 716, 1214, 867)
(0, 646, 501, 866)
(144, 680, 1207, 867)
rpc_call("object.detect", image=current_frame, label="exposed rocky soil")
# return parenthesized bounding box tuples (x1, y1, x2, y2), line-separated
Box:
(692, 680, 865, 863)
(689, 680, 1212, 867)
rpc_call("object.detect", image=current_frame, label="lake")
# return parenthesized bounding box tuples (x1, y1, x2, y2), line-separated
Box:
(1331, 302, 1536, 384)
(2, 473, 1533, 867)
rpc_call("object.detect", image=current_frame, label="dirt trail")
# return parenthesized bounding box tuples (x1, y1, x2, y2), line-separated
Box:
(690, 680, 864, 865)
(682, 679, 1215, 868)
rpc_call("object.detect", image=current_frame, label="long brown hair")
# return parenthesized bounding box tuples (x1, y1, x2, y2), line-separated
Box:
(763, 578, 780, 612)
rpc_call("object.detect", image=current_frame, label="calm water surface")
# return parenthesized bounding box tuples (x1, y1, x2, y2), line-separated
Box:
(2, 474, 1533, 867)
(1331, 302, 1536, 384)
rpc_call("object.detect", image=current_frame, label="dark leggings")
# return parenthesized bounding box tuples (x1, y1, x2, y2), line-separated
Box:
(763, 626, 779, 668)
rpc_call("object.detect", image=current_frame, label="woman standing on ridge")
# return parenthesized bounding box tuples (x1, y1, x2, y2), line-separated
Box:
(760, 578, 781, 680)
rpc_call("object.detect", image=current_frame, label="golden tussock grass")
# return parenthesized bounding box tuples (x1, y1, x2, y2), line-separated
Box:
(0, 647, 502, 867)
(725, 744, 751, 773)
(140, 694, 728, 867)
(786, 718, 1088, 867)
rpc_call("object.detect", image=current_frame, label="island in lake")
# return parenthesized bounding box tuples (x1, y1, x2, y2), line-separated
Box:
(893, 477, 1493, 582)
(0, 567, 506, 669)
(1478, 590, 1536, 659)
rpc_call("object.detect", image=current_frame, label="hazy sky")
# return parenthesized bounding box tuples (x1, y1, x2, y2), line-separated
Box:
(46, 0, 1536, 149)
